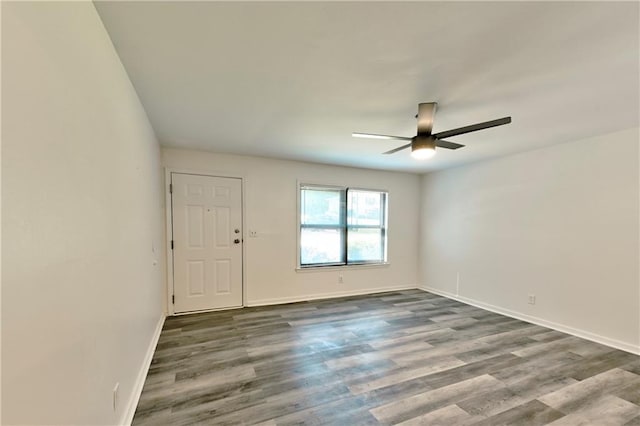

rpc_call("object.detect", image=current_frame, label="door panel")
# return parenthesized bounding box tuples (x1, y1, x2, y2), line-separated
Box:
(172, 173, 242, 313)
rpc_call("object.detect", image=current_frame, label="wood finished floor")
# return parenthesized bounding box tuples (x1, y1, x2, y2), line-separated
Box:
(133, 290, 640, 425)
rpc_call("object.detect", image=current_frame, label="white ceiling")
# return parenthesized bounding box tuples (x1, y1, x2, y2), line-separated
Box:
(95, 1, 639, 173)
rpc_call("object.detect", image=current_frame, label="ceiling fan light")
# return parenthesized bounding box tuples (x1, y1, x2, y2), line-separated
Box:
(411, 136, 437, 160)
(411, 147, 436, 159)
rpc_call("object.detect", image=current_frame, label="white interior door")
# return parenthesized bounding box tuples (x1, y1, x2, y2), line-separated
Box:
(171, 173, 243, 313)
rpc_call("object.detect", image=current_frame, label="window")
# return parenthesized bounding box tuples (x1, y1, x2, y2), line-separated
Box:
(299, 184, 387, 267)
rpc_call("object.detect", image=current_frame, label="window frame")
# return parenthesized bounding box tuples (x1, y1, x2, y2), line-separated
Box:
(297, 182, 389, 269)
(346, 188, 388, 265)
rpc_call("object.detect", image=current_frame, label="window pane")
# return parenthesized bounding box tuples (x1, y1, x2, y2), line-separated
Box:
(301, 228, 344, 265)
(347, 228, 383, 263)
(301, 188, 342, 225)
(348, 190, 382, 226)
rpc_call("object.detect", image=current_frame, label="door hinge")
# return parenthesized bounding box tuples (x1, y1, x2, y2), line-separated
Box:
(172, 295, 175, 304)
(169, 183, 173, 193)
(171, 240, 174, 250)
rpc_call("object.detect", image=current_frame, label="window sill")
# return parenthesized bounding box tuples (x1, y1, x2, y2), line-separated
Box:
(295, 262, 390, 272)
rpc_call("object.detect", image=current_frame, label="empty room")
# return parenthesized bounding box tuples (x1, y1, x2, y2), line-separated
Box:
(3, 1, 639, 425)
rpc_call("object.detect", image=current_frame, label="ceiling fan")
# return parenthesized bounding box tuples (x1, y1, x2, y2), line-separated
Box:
(353, 102, 511, 160)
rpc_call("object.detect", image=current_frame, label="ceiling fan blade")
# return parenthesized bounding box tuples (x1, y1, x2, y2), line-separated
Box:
(433, 117, 511, 139)
(435, 140, 465, 150)
(383, 143, 412, 154)
(352, 132, 412, 141)
(417, 102, 437, 135)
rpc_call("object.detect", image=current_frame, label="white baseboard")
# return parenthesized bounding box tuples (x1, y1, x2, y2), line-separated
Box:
(121, 313, 166, 426)
(418, 285, 639, 356)
(247, 284, 417, 307)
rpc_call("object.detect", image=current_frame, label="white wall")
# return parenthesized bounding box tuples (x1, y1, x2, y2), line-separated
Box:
(3, 3, 164, 425)
(419, 127, 640, 353)
(163, 149, 420, 306)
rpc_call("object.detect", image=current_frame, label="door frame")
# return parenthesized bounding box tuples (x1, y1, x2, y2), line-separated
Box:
(164, 167, 246, 316)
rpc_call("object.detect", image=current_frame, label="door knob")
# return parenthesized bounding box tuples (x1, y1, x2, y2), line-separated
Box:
(234, 239, 240, 244)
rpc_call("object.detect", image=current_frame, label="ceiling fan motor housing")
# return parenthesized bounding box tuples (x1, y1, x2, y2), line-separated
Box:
(412, 135, 436, 152)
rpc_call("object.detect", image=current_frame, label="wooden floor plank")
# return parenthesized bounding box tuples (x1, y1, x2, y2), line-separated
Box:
(546, 395, 640, 426)
(471, 399, 565, 426)
(538, 368, 640, 414)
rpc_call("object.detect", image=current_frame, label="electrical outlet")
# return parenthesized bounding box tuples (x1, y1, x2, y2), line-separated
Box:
(338, 274, 343, 284)
(528, 294, 536, 305)
(249, 230, 258, 237)
(113, 382, 119, 411)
